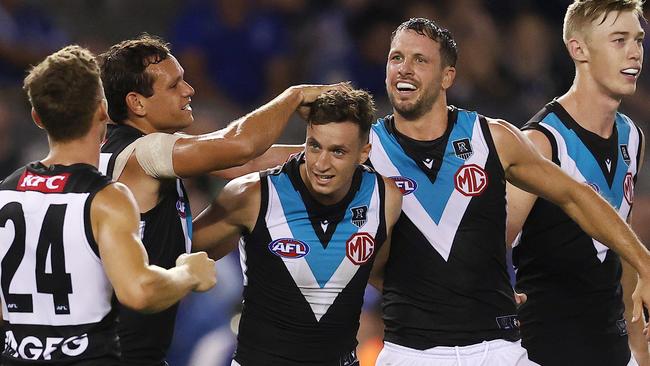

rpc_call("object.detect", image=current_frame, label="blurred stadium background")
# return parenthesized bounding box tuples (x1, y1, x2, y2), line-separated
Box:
(1, 0, 649, 365)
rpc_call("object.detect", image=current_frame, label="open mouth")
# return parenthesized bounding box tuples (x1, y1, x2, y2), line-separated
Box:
(314, 173, 334, 183)
(621, 68, 640, 77)
(396, 82, 417, 92)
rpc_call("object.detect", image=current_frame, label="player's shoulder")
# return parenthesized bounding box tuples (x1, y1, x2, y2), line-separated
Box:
(92, 182, 139, 219)
(223, 172, 262, 201)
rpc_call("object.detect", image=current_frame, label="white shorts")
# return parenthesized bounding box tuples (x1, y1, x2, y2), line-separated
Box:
(376, 339, 540, 366)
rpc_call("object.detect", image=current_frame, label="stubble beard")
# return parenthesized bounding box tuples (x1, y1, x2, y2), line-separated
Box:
(389, 87, 439, 121)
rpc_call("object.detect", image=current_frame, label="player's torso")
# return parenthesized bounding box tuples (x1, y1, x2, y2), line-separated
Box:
(100, 124, 191, 365)
(235, 155, 385, 365)
(369, 108, 518, 349)
(513, 101, 640, 364)
(0, 163, 119, 365)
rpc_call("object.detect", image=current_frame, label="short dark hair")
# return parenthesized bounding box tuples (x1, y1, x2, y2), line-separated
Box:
(99, 34, 170, 123)
(23, 45, 102, 142)
(391, 17, 458, 68)
(308, 89, 376, 141)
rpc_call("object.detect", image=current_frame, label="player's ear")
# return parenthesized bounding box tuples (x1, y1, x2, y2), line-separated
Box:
(442, 66, 456, 90)
(359, 142, 371, 164)
(31, 108, 45, 130)
(126, 92, 147, 117)
(567, 37, 589, 63)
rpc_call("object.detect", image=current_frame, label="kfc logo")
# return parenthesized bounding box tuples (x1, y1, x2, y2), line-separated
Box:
(17, 171, 70, 193)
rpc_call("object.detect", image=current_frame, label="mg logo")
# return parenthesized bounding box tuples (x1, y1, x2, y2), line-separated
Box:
(454, 164, 488, 196)
(346, 232, 375, 265)
(624, 172, 634, 205)
(389, 176, 418, 196)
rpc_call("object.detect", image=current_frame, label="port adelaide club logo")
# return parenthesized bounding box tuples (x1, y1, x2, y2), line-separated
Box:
(268, 238, 310, 259)
(350, 205, 368, 228)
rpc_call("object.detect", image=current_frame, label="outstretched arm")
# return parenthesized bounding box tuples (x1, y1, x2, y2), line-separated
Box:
(369, 176, 403, 292)
(172, 83, 349, 177)
(193, 173, 262, 260)
(505, 130, 552, 248)
(490, 119, 650, 322)
(92, 183, 216, 313)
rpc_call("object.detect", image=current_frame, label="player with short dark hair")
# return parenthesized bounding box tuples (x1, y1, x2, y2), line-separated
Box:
(508, 1, 648, 365)
(0, 45, 216, 366)
(193, 89, 403, 366)
(367, 17, 650, 366)
(98, 34, 346, 366)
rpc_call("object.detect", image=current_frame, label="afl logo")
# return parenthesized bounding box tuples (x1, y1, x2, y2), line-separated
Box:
(176, 199, 187, 218)
(454, 164, 488, 196)
(389, 176, 418, 196)
(346, 232, 375, 265)
(624, 172, 634, 205)
(268, 238, 310, 259)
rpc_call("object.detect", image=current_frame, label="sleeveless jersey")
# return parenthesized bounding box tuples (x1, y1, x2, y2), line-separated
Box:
(513, 100, 642, 366)
(100, 124, 192, 366)
(234, 154, 386, 365)
(369, 107, 518, 349)
(0, 162, 118, 365)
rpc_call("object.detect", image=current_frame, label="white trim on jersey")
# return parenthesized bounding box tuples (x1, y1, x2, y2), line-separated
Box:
(261, 177, 381, 322)
(541, 121, 639, 263)
(369, 116, 489, 261)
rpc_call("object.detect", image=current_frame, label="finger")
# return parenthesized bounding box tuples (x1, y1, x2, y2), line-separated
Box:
(632, 296, 642, 322)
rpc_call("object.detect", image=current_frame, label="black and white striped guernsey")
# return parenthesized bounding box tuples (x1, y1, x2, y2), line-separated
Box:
(0, 162, 118, 365)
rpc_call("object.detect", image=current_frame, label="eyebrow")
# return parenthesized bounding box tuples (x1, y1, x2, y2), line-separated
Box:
(609, 30, 645, 37)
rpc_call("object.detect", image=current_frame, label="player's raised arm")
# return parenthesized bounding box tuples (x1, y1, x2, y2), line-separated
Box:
(91, 182, 216, 313)
(171, 83, 350, 178)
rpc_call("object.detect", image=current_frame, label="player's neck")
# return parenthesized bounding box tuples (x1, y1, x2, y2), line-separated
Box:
(41, 134, 100, 168)
(123, 118, 157, 135)
(557, 75, 621, 138)
(393, 95, 449, 141)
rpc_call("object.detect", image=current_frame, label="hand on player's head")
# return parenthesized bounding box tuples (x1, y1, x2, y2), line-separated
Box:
(293, 82, 353, 120)
(294, 81, 353, 106)
(176, 252, 217, 292)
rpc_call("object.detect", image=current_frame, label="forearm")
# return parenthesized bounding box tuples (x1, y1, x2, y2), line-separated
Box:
(230, 88, 303, 156)
(174, 88, 302, 176)
(562, 185, 650, 275)
(130, 265, 198, 313)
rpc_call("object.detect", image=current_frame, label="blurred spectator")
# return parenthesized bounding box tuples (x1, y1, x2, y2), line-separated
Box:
(0, 0, 67, 85)
(169, 0, 293, 112)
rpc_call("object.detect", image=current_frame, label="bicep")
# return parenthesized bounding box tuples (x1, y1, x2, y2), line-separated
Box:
(192, 175, 261, 257)
(493, 122, 577, 208)
(91, 184, 149, 296)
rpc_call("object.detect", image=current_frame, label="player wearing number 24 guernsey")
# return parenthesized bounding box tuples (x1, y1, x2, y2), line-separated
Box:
(0, 45, 216, 365)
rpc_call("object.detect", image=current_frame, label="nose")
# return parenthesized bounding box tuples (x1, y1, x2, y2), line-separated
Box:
(398, 58, 414, 77)
(313, 151, 330, 171)
(182, 80, 195, 97)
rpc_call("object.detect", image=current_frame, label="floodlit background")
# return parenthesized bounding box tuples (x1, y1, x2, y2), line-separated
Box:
(1, 0, 649, 365)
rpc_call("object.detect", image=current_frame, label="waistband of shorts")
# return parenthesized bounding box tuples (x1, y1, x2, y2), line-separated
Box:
(383, 339, 521, 357)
